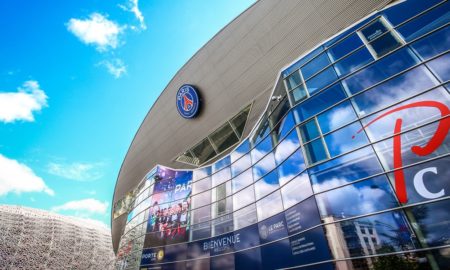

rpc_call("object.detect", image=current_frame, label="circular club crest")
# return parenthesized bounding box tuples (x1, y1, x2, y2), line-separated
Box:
(176, 84, 200, 119)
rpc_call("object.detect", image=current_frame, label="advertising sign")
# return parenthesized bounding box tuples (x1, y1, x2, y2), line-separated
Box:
(285, 197, 321, 235)
(144, 167, 192, 248)
(354, 100, 450, 203)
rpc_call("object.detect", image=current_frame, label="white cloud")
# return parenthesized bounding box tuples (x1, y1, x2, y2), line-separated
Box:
(52, 198, 108, 214)
(0, 80, 48, 123)
(99, 58, 127, 78)
(0, 154, 54, 196)
(67, 13, 123, 51)
(119, 0, 146, 30)
(47, 161, 104, 181)
(76, 217, 110, 229)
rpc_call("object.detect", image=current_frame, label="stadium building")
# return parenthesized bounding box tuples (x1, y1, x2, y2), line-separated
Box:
(0, 205, 115, 269)
(112, 0, 450, 269)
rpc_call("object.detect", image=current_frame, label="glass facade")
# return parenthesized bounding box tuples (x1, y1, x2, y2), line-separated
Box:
(116, 1, 450, 269)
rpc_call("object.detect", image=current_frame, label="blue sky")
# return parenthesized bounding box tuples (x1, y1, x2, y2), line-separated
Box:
(0, 0, 255, 228)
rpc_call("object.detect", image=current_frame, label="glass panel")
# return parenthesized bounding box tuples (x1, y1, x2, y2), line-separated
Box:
(373, 121, 450, 172)
(290, 84, 308, 103)
(410, 25, 450, 60)
(368, 30, 402, 58)
(274, 130, 301, 166)
(360, 19, 390, 42)
(382, 0, 441, 26)
(280, 172, 313, 209)
(231, 168, 253, 193)
(333, 47, 373, 77)
(294, 83, 347, 122)
(252, 151, 276, 180)
(342, 47, 419, 95)
(409, 199, 450, 247)
(211, 166, 231, 187)
(387, 156, 450, 205)
(192, 177, 211, 195)
(285, 70, 302, 90)
(230, 139, 250, 162)
(269, 97, 290, 137)
(427, 52, 450, 82)
(273, 111, 296, 143)
(304, 138, 328, 165)
(351, 65, 438, 116)
(256, 190, 283, 221)
(191, 138, 217, 165)
(233, 203, 257, 230)
(282, 46, 324, 78)
(231, 152, 251, 178)
(191, 205, 211, 225)
(209, 122, 239, 153)
(277, 149, 305, 186)
(324, 122, 369, 157)
(359, 17, 402, 57)
(193, 166, 211, 181)
(317, 101, 357, 134)
(190, 220, 211, 241)
(230, 105, 251, 138)
(309, 146, 384, 193)
(301, 52, 331, 80)
(360, 88, 450, 142)
(305, 67, 338, 95)
(317, 176, 398, 221)
(324, 211, 417, 260)
(299, 119, 320, 143)
(397, 1, 450, 41)
(233, 185, 255, 210)
(251, 117, 271, 146)
(254, 170, 279, 200)
(191, 190, 211, 209)
(328, 33, 364, 61)
(211, 213, 234, 236)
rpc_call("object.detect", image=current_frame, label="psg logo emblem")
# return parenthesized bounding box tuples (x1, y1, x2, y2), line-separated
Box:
(176, 84, 200, 119)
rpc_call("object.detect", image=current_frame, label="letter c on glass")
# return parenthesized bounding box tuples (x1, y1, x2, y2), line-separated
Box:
(413, 167, 444, 199)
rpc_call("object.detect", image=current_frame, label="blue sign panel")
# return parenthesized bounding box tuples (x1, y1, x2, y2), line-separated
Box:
(176, 84, 201, 119)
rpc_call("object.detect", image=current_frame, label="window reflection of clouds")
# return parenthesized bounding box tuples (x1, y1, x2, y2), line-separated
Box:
(231, 168, 253, 193)
(231, 153, 251, 177)
(352, 65, 438, 116)
(252, 152, 276, 180)
(410, 26, 450, 60)
(427, 52, 450, 82)
(212, 167, 231, 187)
(317, 101, 357, 134)
(277, 150, 305, 186)
(362, 87, 450, 142)
(233, 185, 255, 210)
(274, 131, 301, 165)
(374, 121, 450, 170)
(342, 47, 419, 95)
(281, 173, 312, 209)
(233, 204, 257, 230)
(324, 122, 368, 157)
(316, 176, 397, 220)
(254, 170, 279, 200)
(256, 191, 284, 221)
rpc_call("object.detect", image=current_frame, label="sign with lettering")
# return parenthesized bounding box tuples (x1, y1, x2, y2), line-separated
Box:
(354, 101, 450, 203)
(176, 84, 201, 119)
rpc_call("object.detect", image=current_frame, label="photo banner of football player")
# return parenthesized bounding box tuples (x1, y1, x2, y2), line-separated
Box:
(144, 166, 192, 247)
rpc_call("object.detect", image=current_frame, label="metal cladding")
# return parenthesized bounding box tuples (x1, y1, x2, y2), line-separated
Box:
(0, 205, 115, 269)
